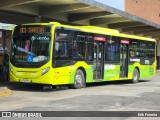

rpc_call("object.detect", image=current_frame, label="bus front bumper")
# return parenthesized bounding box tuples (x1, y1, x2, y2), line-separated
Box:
(9, 71, 52, 85)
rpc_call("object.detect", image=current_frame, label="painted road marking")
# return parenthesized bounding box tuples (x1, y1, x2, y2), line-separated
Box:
(0, 87, 12, 97)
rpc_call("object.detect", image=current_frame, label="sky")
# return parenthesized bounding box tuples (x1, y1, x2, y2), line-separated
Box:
(96, 0, 124, 11)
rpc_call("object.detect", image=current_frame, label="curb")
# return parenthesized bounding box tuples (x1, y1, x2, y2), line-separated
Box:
(156, 71, 160, 74)
(0, 87, 12, 97)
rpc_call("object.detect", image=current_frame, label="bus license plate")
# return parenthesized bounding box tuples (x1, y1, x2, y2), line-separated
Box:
(22, 79, 30, 83)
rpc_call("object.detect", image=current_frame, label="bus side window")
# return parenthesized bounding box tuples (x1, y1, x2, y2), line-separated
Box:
(105, 36, 120, 63)
(73, 32, 86, 60)
(129, 39, 138, 58)
(139, 41, 147, 57)
(86, 36, 94, 61)
(54, 28, 73, 60)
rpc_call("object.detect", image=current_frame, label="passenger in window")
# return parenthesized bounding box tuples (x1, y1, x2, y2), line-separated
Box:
(78, 53, 83, 59)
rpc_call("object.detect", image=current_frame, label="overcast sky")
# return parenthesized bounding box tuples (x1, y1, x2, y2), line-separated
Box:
(96, 0, 124, 11)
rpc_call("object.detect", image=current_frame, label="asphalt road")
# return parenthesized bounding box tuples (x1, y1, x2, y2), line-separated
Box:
(0, 73, 160, 120)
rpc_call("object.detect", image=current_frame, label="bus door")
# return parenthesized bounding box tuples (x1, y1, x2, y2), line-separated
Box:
(120, 40, 129, 78)
(93, 40, 105, 80)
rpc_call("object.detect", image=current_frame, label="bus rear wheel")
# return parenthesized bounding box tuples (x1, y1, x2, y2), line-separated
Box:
(71, 69, 86, 89)
(132, 68, 140, 83)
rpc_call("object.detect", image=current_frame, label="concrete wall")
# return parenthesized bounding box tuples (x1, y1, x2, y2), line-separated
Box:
(125, 0, 160, 25)
(157, 40, 160, 56)
(157, 40, 160, 69)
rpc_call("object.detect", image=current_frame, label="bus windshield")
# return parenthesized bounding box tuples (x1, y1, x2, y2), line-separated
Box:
(11, 26, 51, 63)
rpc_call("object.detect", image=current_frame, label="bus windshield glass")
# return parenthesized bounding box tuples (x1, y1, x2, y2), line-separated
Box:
(11, 25, 51, 63)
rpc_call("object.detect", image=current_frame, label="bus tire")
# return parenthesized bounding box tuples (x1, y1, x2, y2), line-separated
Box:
(71, 69, 86, 89)
(132, 68, 140, 83)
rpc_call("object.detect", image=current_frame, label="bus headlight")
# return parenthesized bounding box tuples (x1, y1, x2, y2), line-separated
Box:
(10, 68, 13, 73)
(42, 67, 50, 75)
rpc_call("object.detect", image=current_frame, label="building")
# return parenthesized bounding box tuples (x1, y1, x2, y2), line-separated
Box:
(125, 0, 160, 69)
(0, 0, 159, 69)
(125, 0, 160, 25)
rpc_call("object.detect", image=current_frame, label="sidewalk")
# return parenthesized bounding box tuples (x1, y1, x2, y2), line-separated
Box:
(0, 83, 12, 97)
(156, 70, 160, 74)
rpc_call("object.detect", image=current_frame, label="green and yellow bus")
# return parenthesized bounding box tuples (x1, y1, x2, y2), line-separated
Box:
(9, 22, 156, 88)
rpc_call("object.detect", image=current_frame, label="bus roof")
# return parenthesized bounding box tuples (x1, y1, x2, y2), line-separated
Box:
(80, 26, 156, 42)
(116, 33, 156, 42)
(22, 22, 156, 42)
(80, 26, 119, 35)
(79, 26, 156, 42)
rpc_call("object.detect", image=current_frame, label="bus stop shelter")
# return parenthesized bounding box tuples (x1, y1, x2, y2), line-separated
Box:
(0, 0, 160, 68)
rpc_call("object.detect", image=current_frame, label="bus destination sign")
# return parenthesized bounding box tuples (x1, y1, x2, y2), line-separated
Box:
(20, 27, 45, 34)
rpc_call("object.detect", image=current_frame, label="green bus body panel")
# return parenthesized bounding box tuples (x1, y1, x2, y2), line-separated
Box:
(52, 61, 156, 85)
(10, 61, 156, 85)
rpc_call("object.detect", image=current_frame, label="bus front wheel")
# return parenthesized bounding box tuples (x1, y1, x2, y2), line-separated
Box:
(132, 68, 140, 83)
(71, 69, 86, 89)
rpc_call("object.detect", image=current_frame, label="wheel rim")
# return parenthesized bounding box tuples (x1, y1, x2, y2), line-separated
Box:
(133, 69, 139, 82)
(75, 74, 83, 86)
(133, 73, 138, 81)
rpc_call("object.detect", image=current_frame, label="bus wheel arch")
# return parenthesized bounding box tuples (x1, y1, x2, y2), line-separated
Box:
(71, 67, 86, 89)
(132, 67, 140, 83)
(78, 67, 86, 81)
